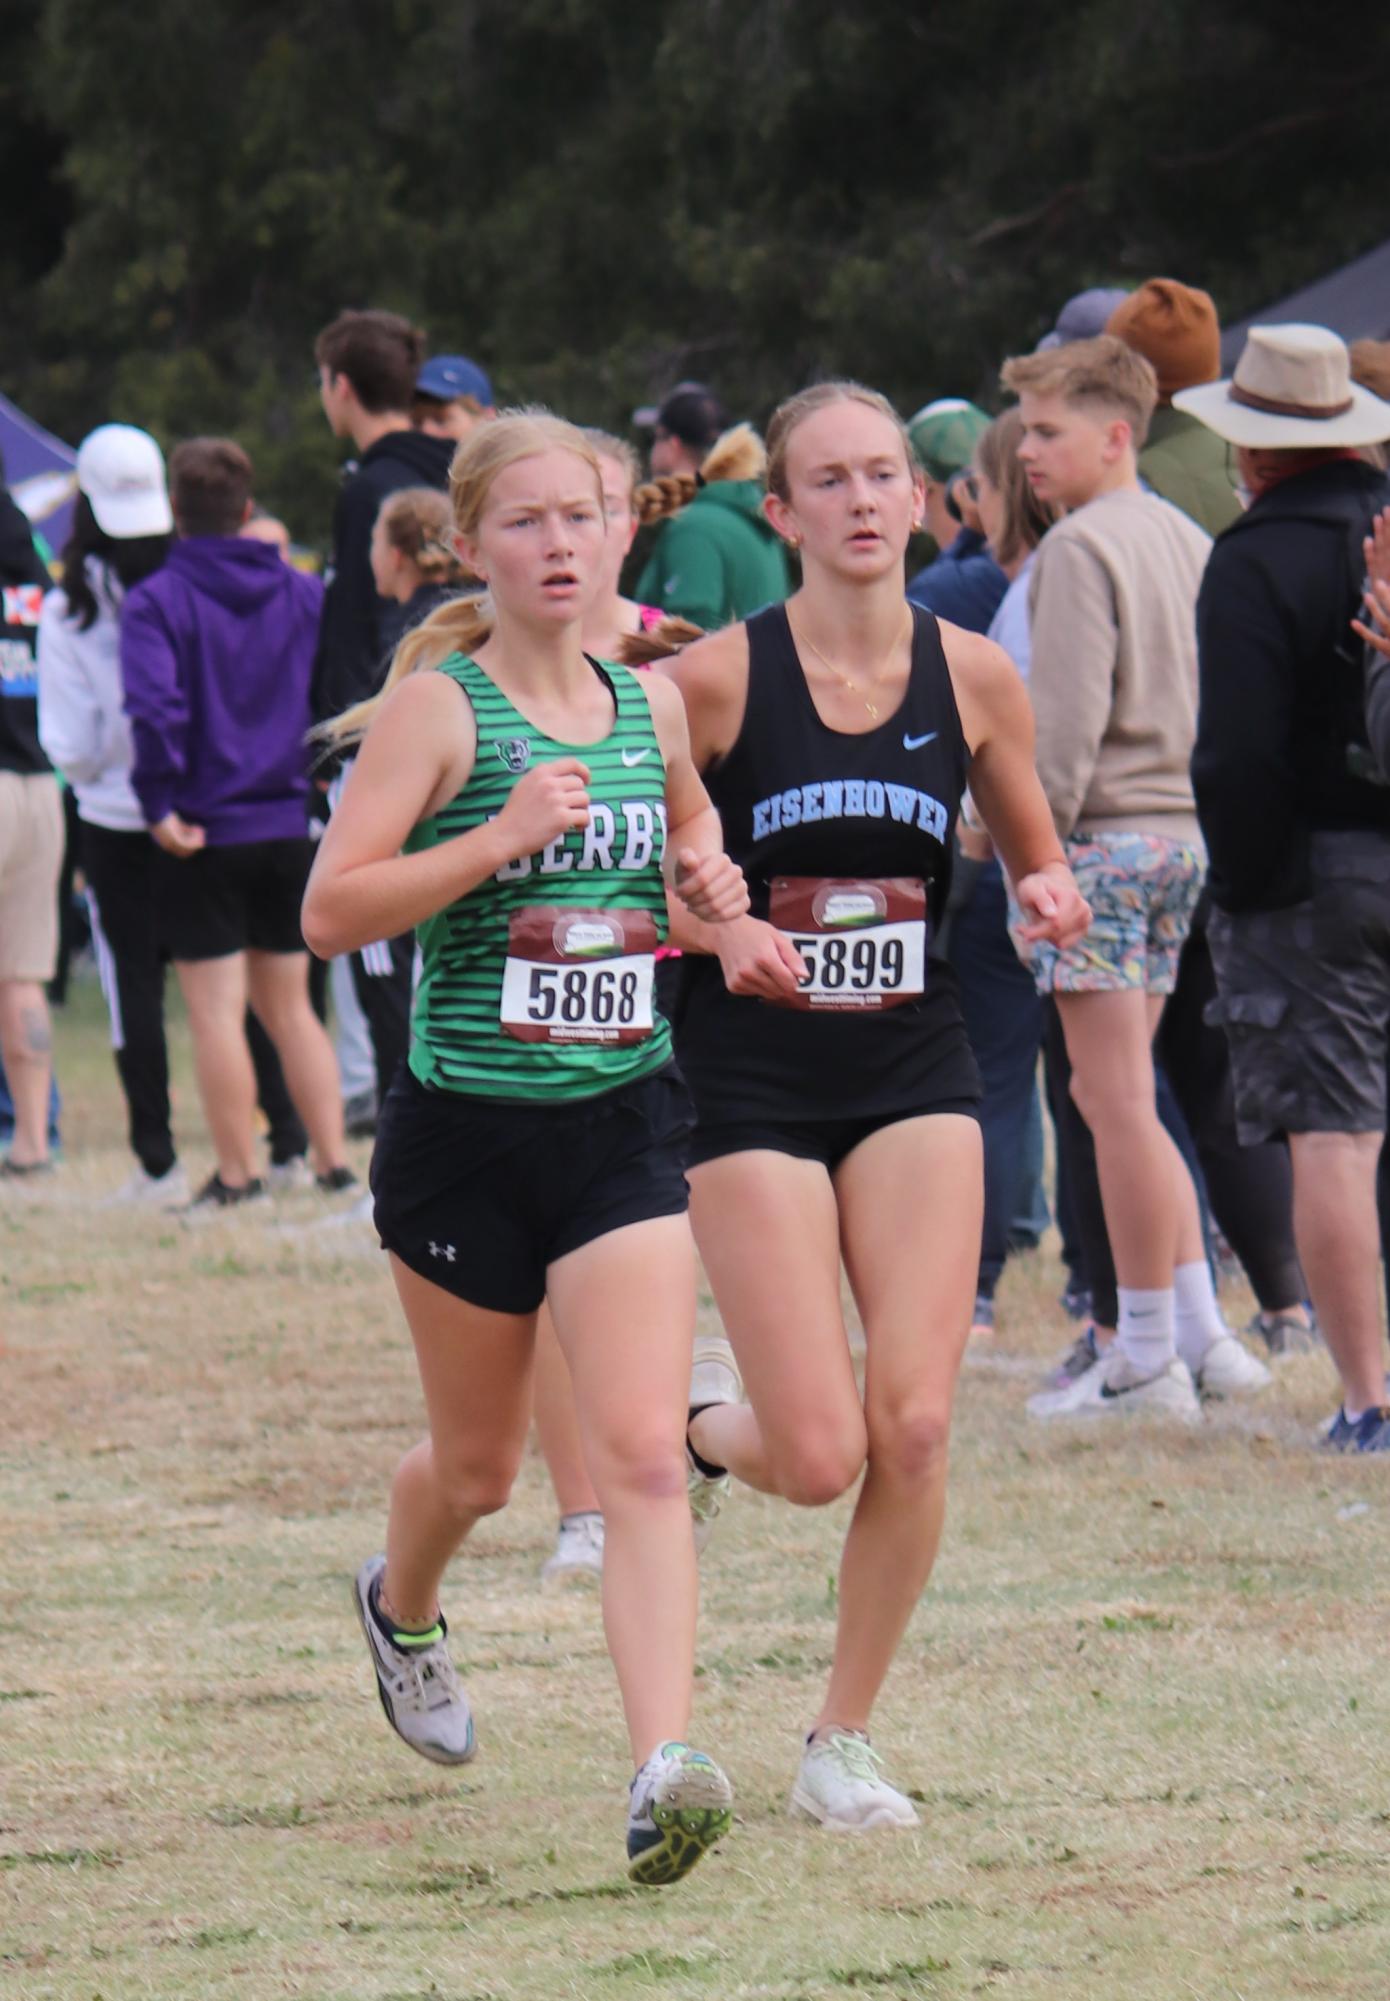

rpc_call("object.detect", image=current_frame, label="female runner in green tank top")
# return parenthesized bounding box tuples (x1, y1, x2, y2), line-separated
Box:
(303, 411, 748, 1887)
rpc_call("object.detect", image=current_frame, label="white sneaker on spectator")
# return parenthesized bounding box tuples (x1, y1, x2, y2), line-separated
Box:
(104, 1163, 189, 1209)
(1028, 1348, 1200, 1422)
(540, 1512, 604, 1586)
(1193, 1333, 1272, 1398)
(266, 1155, 312, 1194)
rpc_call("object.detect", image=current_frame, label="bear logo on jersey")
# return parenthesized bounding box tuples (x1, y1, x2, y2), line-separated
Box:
(495, 737, 532, 774)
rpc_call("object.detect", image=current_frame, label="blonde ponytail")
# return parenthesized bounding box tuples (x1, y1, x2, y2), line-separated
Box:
(316, 594, 492, 749)
(634, 422, 767, 526)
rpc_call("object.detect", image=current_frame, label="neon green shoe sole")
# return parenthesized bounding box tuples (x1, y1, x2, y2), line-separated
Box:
(627, 1800, 734, 1886)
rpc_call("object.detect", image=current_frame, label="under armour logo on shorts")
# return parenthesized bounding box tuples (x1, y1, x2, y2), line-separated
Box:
(428, 1241, 457, 1262)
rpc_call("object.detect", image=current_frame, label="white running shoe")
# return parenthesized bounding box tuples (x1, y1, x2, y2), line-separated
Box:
(626, 1741, 733, 1885)
(690, 1332, 741, 1411)
(266, 1155, 312, 1193)
(103, 1163, 189, 1209)
(1028, 1348, 1201, 1422)
(1193, 1332, 1272, 1398)
(789, 1730, 920, 1832)
(540, 1512, 605, 1586)
(351, 1555, 475, 1766)
(687, 1334, 740, 1553)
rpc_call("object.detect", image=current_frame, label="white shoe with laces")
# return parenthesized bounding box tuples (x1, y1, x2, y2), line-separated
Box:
(1193, 1332, 1272, 1398)
(351, 1554, 475, 1765)
(687, 1334, 740, 1553)
(1028, 1348, 1201, 1422)
(789, 1730, 920, 1832)
(540, 1512, 604, 1585)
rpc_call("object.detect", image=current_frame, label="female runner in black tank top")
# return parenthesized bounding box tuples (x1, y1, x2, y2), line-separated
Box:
(661, 383, 1089, 1832)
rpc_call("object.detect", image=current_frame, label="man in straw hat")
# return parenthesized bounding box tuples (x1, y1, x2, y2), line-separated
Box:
(1179, 324, 1390, 1451)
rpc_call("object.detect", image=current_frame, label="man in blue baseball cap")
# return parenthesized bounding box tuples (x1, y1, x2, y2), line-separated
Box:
(413, 355, 496, 442)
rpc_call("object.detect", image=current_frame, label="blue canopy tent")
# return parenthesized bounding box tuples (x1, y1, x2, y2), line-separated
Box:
(0, 389, 78, 557)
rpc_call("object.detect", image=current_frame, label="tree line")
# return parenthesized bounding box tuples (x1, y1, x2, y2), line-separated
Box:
(3, 0, 1387, 540)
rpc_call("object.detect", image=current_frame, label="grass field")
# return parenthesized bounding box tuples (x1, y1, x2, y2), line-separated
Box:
(3, 974, 1388, 2000)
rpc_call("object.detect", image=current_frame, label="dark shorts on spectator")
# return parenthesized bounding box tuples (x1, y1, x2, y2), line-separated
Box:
(1207, 831, 1390, 1145)
(157, 836, 316, 962)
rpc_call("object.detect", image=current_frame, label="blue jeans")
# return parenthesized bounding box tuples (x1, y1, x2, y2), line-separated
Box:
(0, 1058, 61, 1149)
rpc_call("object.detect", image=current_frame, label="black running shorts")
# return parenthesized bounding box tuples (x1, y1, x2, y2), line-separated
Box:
(157, 836, 316, 962)
(371, 1064, 695, 1314)
(686, 1098, 980, 1174)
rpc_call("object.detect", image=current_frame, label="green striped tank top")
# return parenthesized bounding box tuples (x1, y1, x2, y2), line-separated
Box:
(406, 653, 673, 1102)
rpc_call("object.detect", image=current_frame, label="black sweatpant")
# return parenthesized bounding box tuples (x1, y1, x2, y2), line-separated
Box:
(1156, 903, 1304, 1313)
(83, 821, 176, 1178)
(82, 820, 307, 1178)
(348, 931, 415, 1103)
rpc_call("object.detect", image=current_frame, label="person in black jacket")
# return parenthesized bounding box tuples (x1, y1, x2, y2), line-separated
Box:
(1355, 503, 1390, 767)
(1178, 325, 1390, 1452)
(311, 310, 456, 1108)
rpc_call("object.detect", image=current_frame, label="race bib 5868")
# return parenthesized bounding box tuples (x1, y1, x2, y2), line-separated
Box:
(500, 906, 657, 1045)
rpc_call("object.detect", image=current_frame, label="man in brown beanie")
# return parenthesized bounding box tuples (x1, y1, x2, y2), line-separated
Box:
(1107, 279, 1241, 535)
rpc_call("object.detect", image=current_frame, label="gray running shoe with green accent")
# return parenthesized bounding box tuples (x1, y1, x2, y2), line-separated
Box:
(352, 1554, 475, 1766)
(626, 1741, 733, 1885)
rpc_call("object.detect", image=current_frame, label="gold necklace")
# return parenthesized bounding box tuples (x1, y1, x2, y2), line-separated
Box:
(789, 606, 910, 721)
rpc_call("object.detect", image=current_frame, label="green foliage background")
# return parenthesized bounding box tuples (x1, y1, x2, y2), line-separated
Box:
(3, 0, 1387, 544)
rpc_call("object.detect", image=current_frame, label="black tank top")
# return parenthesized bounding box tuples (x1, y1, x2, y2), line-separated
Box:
(676, 602, 975, 1123)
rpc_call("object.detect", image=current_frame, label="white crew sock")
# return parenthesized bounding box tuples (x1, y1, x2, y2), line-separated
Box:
(1116, 1285, 1176, 1377)
(1173, 1258, 1228, 1372)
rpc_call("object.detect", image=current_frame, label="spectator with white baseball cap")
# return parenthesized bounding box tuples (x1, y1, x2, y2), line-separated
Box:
(37, 427, 185, 1198)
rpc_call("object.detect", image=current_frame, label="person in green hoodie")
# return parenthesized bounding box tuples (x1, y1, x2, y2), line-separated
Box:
(633, 384, 790, 629)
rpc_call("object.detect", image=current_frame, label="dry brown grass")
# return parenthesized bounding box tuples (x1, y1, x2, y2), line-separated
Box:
(2, 977, 1388, 1999)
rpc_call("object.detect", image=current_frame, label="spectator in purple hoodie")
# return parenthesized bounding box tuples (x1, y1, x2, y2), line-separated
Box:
(121, 438, 355, 1209)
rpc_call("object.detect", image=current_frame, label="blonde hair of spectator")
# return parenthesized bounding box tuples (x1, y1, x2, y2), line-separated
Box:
(1000, 335, 1159, 448)
(375, 487, 468, 585)
(583, 429, 642, 503)
(975, 407, 1060, 570)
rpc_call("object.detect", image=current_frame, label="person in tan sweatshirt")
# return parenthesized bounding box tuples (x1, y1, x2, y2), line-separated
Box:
(999, 334, 1268, 1419)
